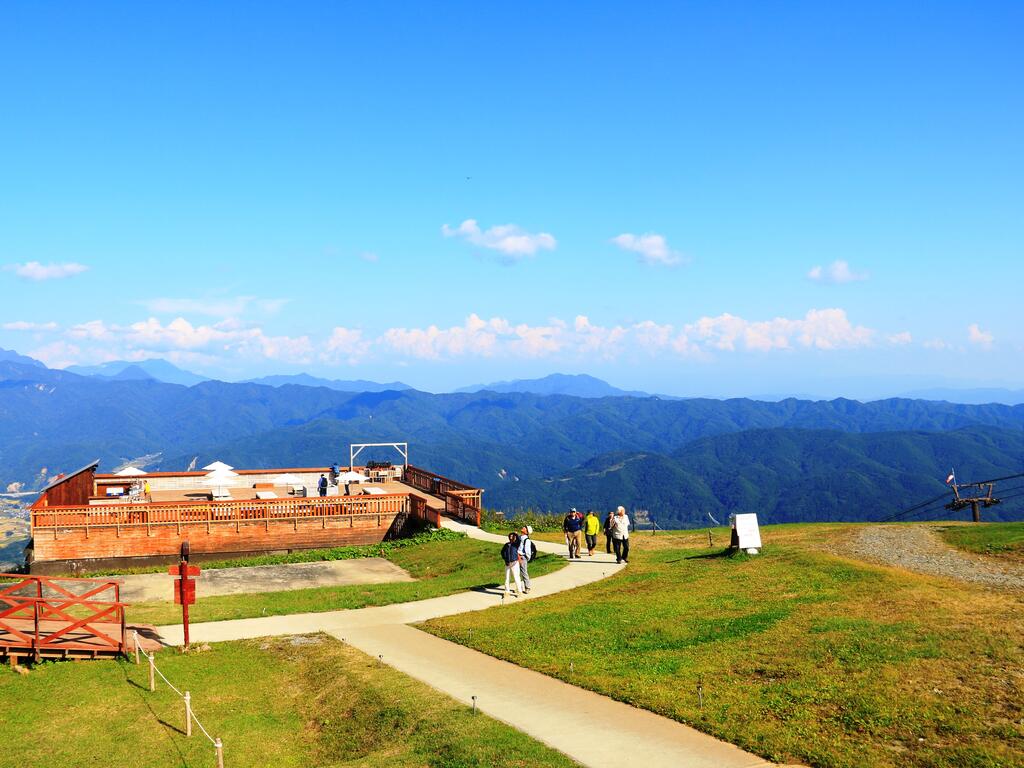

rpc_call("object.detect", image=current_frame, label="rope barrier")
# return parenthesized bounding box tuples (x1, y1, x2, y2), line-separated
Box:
(143, 649, 222, 753)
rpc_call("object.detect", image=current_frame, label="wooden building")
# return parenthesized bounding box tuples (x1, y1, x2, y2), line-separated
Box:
(27, 457, 482, 574)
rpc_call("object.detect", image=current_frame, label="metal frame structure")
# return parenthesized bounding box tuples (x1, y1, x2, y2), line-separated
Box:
(349, 442, 408, 469)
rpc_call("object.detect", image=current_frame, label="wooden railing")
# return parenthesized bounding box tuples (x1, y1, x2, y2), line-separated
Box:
(31, 493, 411, 532)
(403, 465, 482, 525)
(409, 494, 441, 528)
(0, 574, 127, 658)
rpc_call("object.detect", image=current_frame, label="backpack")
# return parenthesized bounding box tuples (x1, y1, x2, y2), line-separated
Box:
(526, 538, 538, 562)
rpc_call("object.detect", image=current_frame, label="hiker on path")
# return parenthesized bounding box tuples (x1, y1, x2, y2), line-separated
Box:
(584, 510, 600, 556)
(518, 525, 535, 593)
(604, 510, 614, 554)
(501, 532, 524, 597)
(610, 505, 630, 564)
(318, 474, 328, 497)
(562, 507, 584, 559)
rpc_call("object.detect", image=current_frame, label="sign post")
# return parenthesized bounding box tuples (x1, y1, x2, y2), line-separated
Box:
(729, 513, 762, 555)
(169, 541, 200, 647)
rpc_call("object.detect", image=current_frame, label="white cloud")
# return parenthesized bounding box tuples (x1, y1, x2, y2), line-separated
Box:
(967, 323, 993, 348)
(141, 296, 288, 317)
(5, 261, 88, 280)
(321, 327, 370, 365)
(2, 321, 58, 331)
(610, 233, 683, 266)
(442, 219, 556, 260)
(39, 307, 887, 371)
(923, 338, 949, 351)
(887, 331, 913, 345)
(807, 260, 868, 284)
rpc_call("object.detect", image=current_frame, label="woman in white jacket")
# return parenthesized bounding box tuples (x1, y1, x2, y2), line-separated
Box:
(609, 505, 630, 564)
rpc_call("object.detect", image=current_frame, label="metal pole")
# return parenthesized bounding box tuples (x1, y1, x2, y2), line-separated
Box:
(148, 653, 155, 692)
(971, 500, 980, 523)
(184, 691, 192, 737)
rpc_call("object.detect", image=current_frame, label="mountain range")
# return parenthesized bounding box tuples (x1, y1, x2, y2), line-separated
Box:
(1, 353, 1022, 525)
(457, 373, 665, 399)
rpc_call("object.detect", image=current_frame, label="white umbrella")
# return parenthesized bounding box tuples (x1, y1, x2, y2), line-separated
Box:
(271, 473, 303, 485)
(205, 467, 239, 498)
(203, 460, 234, 472)
(114, 466, 147, 476)
(338, 471, 369, 484)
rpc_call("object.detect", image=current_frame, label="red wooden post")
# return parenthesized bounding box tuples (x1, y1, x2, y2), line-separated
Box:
(170, 541, 199, 648)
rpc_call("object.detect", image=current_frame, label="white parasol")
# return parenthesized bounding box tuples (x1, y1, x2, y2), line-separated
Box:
(205, 466, 239, 498)
(202, 460, 234, 472)
(338, 471, 369, 484)
(114, 466, 147, 476)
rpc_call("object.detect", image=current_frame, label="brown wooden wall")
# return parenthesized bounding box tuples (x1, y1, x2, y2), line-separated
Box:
(42, 469, 96, 507)
(31, 513, 401, 565)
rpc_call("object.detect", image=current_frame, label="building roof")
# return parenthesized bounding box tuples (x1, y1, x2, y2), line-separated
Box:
(40, 460, 100, 493)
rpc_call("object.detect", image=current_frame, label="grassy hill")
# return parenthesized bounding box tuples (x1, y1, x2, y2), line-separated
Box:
(423, 524, 1024, 768)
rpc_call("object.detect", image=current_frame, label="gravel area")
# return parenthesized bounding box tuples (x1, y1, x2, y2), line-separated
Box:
(840, 525, 1024, 590)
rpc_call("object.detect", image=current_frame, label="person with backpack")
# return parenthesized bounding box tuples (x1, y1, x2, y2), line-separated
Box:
(501, 531, 524, 598)
(609, 505, 631, 564)
(518, 525, 536, 593)
(562, 507, 584, 559)
(584, 510, 601, 556)
(318, 474, 328, 497)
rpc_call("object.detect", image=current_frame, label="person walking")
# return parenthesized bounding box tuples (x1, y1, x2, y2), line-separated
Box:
(501, 532, 524, 598)
(610, 505, 631, 564)
(562, 507, 584, 559)
(518, 525, 535, 593)
(318, 474, 328, 497)
(604, 509, 614, 554)
(584, 510, 600, 556)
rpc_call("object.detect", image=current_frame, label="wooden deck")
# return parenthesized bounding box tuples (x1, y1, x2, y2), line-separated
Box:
(0, 574, 129, 663)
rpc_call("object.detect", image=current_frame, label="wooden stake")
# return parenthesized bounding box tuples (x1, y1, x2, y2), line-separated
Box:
(148, 652, 155, 692)
(133, 631, 140, 665)
(184, 691, 192, 737)
(215, 738, 224, 768)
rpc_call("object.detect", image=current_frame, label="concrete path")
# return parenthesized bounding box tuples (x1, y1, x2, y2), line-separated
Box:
(119, 557, 412, 602)
(156, 520, 776, 768)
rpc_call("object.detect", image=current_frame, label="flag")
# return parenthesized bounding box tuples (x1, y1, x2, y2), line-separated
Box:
(945, 471, 955, 485)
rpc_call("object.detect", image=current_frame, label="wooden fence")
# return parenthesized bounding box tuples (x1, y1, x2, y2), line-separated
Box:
(404, 465, 482, 525)
(31, 493, 411, 533)
(0, 574, 127, 661)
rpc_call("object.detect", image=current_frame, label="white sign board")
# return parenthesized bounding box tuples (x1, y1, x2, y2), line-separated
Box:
(733, 513, 762, 550)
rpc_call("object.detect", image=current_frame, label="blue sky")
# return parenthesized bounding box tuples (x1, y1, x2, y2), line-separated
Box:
(1, 2, 1021, 396)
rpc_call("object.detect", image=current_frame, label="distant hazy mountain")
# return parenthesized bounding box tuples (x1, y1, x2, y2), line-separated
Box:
(243, 373, 412, 392)
(66, 359, 209, 386)
(898, 387, 1024, 406)
(0, 359, 83, 383)
(0, 348, 45, 368)
(458, 373, 665, 398)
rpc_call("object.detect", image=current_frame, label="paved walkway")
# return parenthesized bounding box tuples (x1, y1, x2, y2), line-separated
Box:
(119, 557, 412, 602)
(156, 520, 777, 768)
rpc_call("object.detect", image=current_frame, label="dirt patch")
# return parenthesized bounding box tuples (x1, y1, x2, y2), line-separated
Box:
(121, 557, 414, 602)
(836, 525, 1024, 590)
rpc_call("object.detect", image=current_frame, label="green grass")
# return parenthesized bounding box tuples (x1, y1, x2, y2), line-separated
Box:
(422, 524, 1024, 768)
(0, 635, 579, 767)
(938, 521, 1024, 560)
(128, 534, 565, 626)
(87, 527, 464, 576)
(480, 509, 565, 534)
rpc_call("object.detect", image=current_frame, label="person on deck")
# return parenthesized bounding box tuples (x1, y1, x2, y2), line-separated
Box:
(604, 510, 614, 554)
(584, 510, 600, 556)
(318, 474, 328, 497)
(610, 505, 631, 564)
(562, 507, 584, 559)
(329, 463, 339, 486)
(518, 525, 535, 593)
(501, 532, 524, 598)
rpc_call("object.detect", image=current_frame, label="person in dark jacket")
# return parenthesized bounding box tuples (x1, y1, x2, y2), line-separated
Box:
(501, 532, 524, 597)
(604, 510, 614, 554)
(318, 474, 328, 497)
